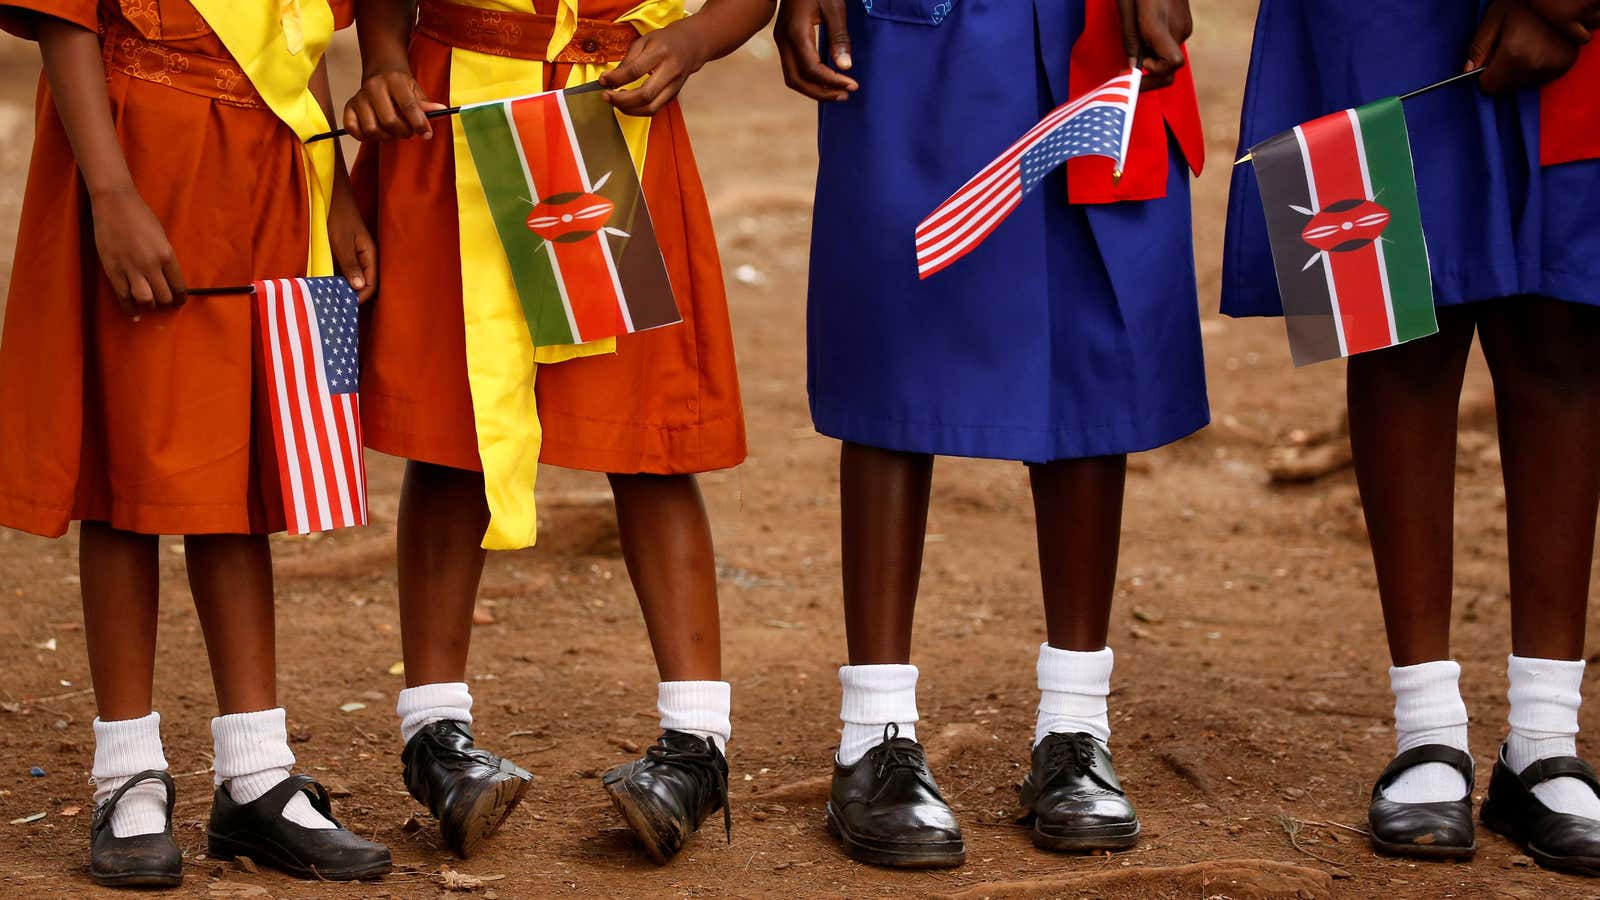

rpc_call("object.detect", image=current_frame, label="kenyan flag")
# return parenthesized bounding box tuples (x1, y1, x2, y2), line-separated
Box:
(459, 86, 680, 347)
(1250, 97, 1438, 366)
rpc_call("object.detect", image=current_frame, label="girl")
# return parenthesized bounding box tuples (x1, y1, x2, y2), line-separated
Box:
(775, 0, 1206, 868)
(0, 0, 391, 886)
(1223, 0, 1600, 876)
(342, 0, 771, 864)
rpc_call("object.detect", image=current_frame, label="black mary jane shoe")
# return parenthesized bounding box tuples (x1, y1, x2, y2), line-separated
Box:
(1481, 743, 1600, 876)
(90, 769, 183, 888)
(1020, 732, 1139, 852)
(207, 774, 391, 881)
(825, 724, 966, 869)
(1366, 744, 1476, 860)
(602, 730, 731, 864)
(402, 720, 532, 858)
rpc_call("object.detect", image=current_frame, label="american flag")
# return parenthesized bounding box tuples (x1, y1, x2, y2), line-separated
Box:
(915, 69, 1142, 279)
(254, 277, 368, 534)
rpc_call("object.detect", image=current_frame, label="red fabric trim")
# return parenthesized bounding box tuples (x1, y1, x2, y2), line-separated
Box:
(1542, 41, 1600, 167)
(1065, 0, 1205, 204)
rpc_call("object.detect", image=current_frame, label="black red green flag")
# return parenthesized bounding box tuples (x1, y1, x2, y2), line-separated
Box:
(1249, 97, 1438, 366)
(458, 86, 680, 347)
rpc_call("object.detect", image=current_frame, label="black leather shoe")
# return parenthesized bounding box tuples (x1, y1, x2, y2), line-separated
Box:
(207, 775, 391, 880)
(1481, 743, 1600, 876)
(90, 770, 183, 888)
(402, 720, 532, 858)
(825, 724, 966, 869)
(1366, 744, 1476, 860)
(602, 730, 730, 864)
(1020, 732, 1139, 852)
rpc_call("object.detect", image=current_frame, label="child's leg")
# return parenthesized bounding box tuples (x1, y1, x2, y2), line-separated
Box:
(185, 534, 333, 830)
(1347, 311, 1477, 813)
(600, 473, 732, 864)
(80, 523, 171, 840)
(1029, 455, 1124, 746)
(1478, 297, 1600, 821)
(838, 441, 933, 761)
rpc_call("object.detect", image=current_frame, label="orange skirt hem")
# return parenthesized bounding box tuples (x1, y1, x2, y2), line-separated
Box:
(0, 489, 268, 538)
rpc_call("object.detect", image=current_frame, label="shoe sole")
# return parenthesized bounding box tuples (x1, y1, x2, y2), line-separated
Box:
(824, 803, 966, 870)
(453, 772, 533, 859)
(90, 868, 184, 888)
(1482, 804, 1600, 876)
(1032, 821, 1140, 853)
(603, 776, 687, 865)
(1367, 835, 1476, 861)
(207, 831, 393, 882)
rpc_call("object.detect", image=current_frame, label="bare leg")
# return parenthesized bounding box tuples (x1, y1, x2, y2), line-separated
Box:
(1346, 308, 1478, 666)
(609, 473, 722, 681)
(840, 442, 934, 665)
(79, 522, 160, 721)
(185, 534, 276, 714)
(397, 460, 490, 686)
(1030, 455, 1127, 651)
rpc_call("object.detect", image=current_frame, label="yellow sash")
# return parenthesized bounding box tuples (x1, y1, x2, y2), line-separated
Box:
(448, 0, 686, 550)
(189, 0, 337, 278)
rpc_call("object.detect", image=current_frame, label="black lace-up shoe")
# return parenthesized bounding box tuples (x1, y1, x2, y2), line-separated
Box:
(1020, 732, 1139, 852)
(1367, 745, 1476, 860)
(603, 730, 730, 864)
(402, 720, 532, 858)
(90, 770, 183, 888)
(825, 724, 966, 869)
(1482, 743, 1600, 876)
(207, 775, 391, 881)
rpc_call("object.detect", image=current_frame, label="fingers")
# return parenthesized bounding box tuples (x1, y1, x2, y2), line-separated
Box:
(819, 0, 853, 70)
(1138, 3, 1187, 89)
(106, 268, 134, 317)
(160, 255, 187, 308)
(777, 4, 857, 101)
(599, 40, 651, 89)
(394, 79, 435, 139)
(354, 236, 377, 303)
(345, 72, 437, 141)
(607, 60, 686, 117)
(1116, 0, 1141, 60)
(127, 271, 155, 315)
(1467, 0, 1509, 71)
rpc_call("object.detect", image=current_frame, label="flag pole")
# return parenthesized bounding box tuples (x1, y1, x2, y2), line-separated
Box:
(1234, 67, 1484, 166)
(189, 285, 257, 296)
(304, 81, 610, 143)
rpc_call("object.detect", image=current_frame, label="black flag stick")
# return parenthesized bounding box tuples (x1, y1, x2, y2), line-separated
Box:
(1234, 67, 1484, 167)
(303, 80, 609, 143)
(188, 284, 257, 296)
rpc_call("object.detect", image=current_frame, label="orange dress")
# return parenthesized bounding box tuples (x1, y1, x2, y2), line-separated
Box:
(0, 0, 349, 537)
(353, 0, 746, 477)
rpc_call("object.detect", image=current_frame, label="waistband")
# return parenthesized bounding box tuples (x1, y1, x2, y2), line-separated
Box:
(415, 0, 637, 64)
(99, 22, 266, 109)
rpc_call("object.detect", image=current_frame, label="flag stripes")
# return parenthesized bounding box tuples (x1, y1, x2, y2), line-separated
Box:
(255, 278, 367, 535)
(915, 70, 1140, 279)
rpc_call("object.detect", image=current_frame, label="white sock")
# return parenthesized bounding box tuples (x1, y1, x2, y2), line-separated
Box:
(396, 682, 474, 744)
(658, 681, 731, 753)
(1384, 660, 1471, 803)
(1505, 654, 1600, 819)
(837, 664, 919, 766)
(1035, 644, 1113, 746)
(92, 712, 171, 838)
(212, 708, 335, 830)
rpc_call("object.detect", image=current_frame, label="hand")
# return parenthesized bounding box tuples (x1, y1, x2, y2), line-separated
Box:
(90, 186, 186, 317)
(775, 0, 858, 102)
(342, 64, 447, 141)
(1469, 0, 1582, 93)
(1115, 0, 1192, 90)
(328, 182, 376, 303)
(599, 20, 713, 117)
(1519, 0, 1600, 43)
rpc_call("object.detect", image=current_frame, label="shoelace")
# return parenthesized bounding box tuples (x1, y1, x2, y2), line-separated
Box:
(1042, 733, 1100, 783)
(646, 736, 732, 843)
(871, 723, 931, 782)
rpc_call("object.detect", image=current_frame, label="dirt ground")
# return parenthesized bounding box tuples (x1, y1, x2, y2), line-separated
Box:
(0, 3, 1597, 898)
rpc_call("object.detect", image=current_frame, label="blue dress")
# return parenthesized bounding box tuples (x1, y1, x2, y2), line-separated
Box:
(1222, 0, 1600, 318)
(807, 0, 1210, 465)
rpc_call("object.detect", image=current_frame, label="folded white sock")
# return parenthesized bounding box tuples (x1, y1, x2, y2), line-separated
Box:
(92, 712, 171, 838)
(1035, 643, 1113, 746)
(658, 680, 731, 753)
(212, 708, 334, 830)
(396, 681, 474, 745)
(1383, 660, 1471, 803)
(1505, 654, 1600, 819)
(837, 664, 919, 766)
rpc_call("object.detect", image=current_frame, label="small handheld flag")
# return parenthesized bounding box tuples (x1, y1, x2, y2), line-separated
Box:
(915, 68, 1141, 280)
(1247, 97, 1438, 366)
(254, 276, 368, 535)
(458, 86, 680, 347)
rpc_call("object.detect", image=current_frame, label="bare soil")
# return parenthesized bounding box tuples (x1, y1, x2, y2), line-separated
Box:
(0, 3, 1596, 897)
